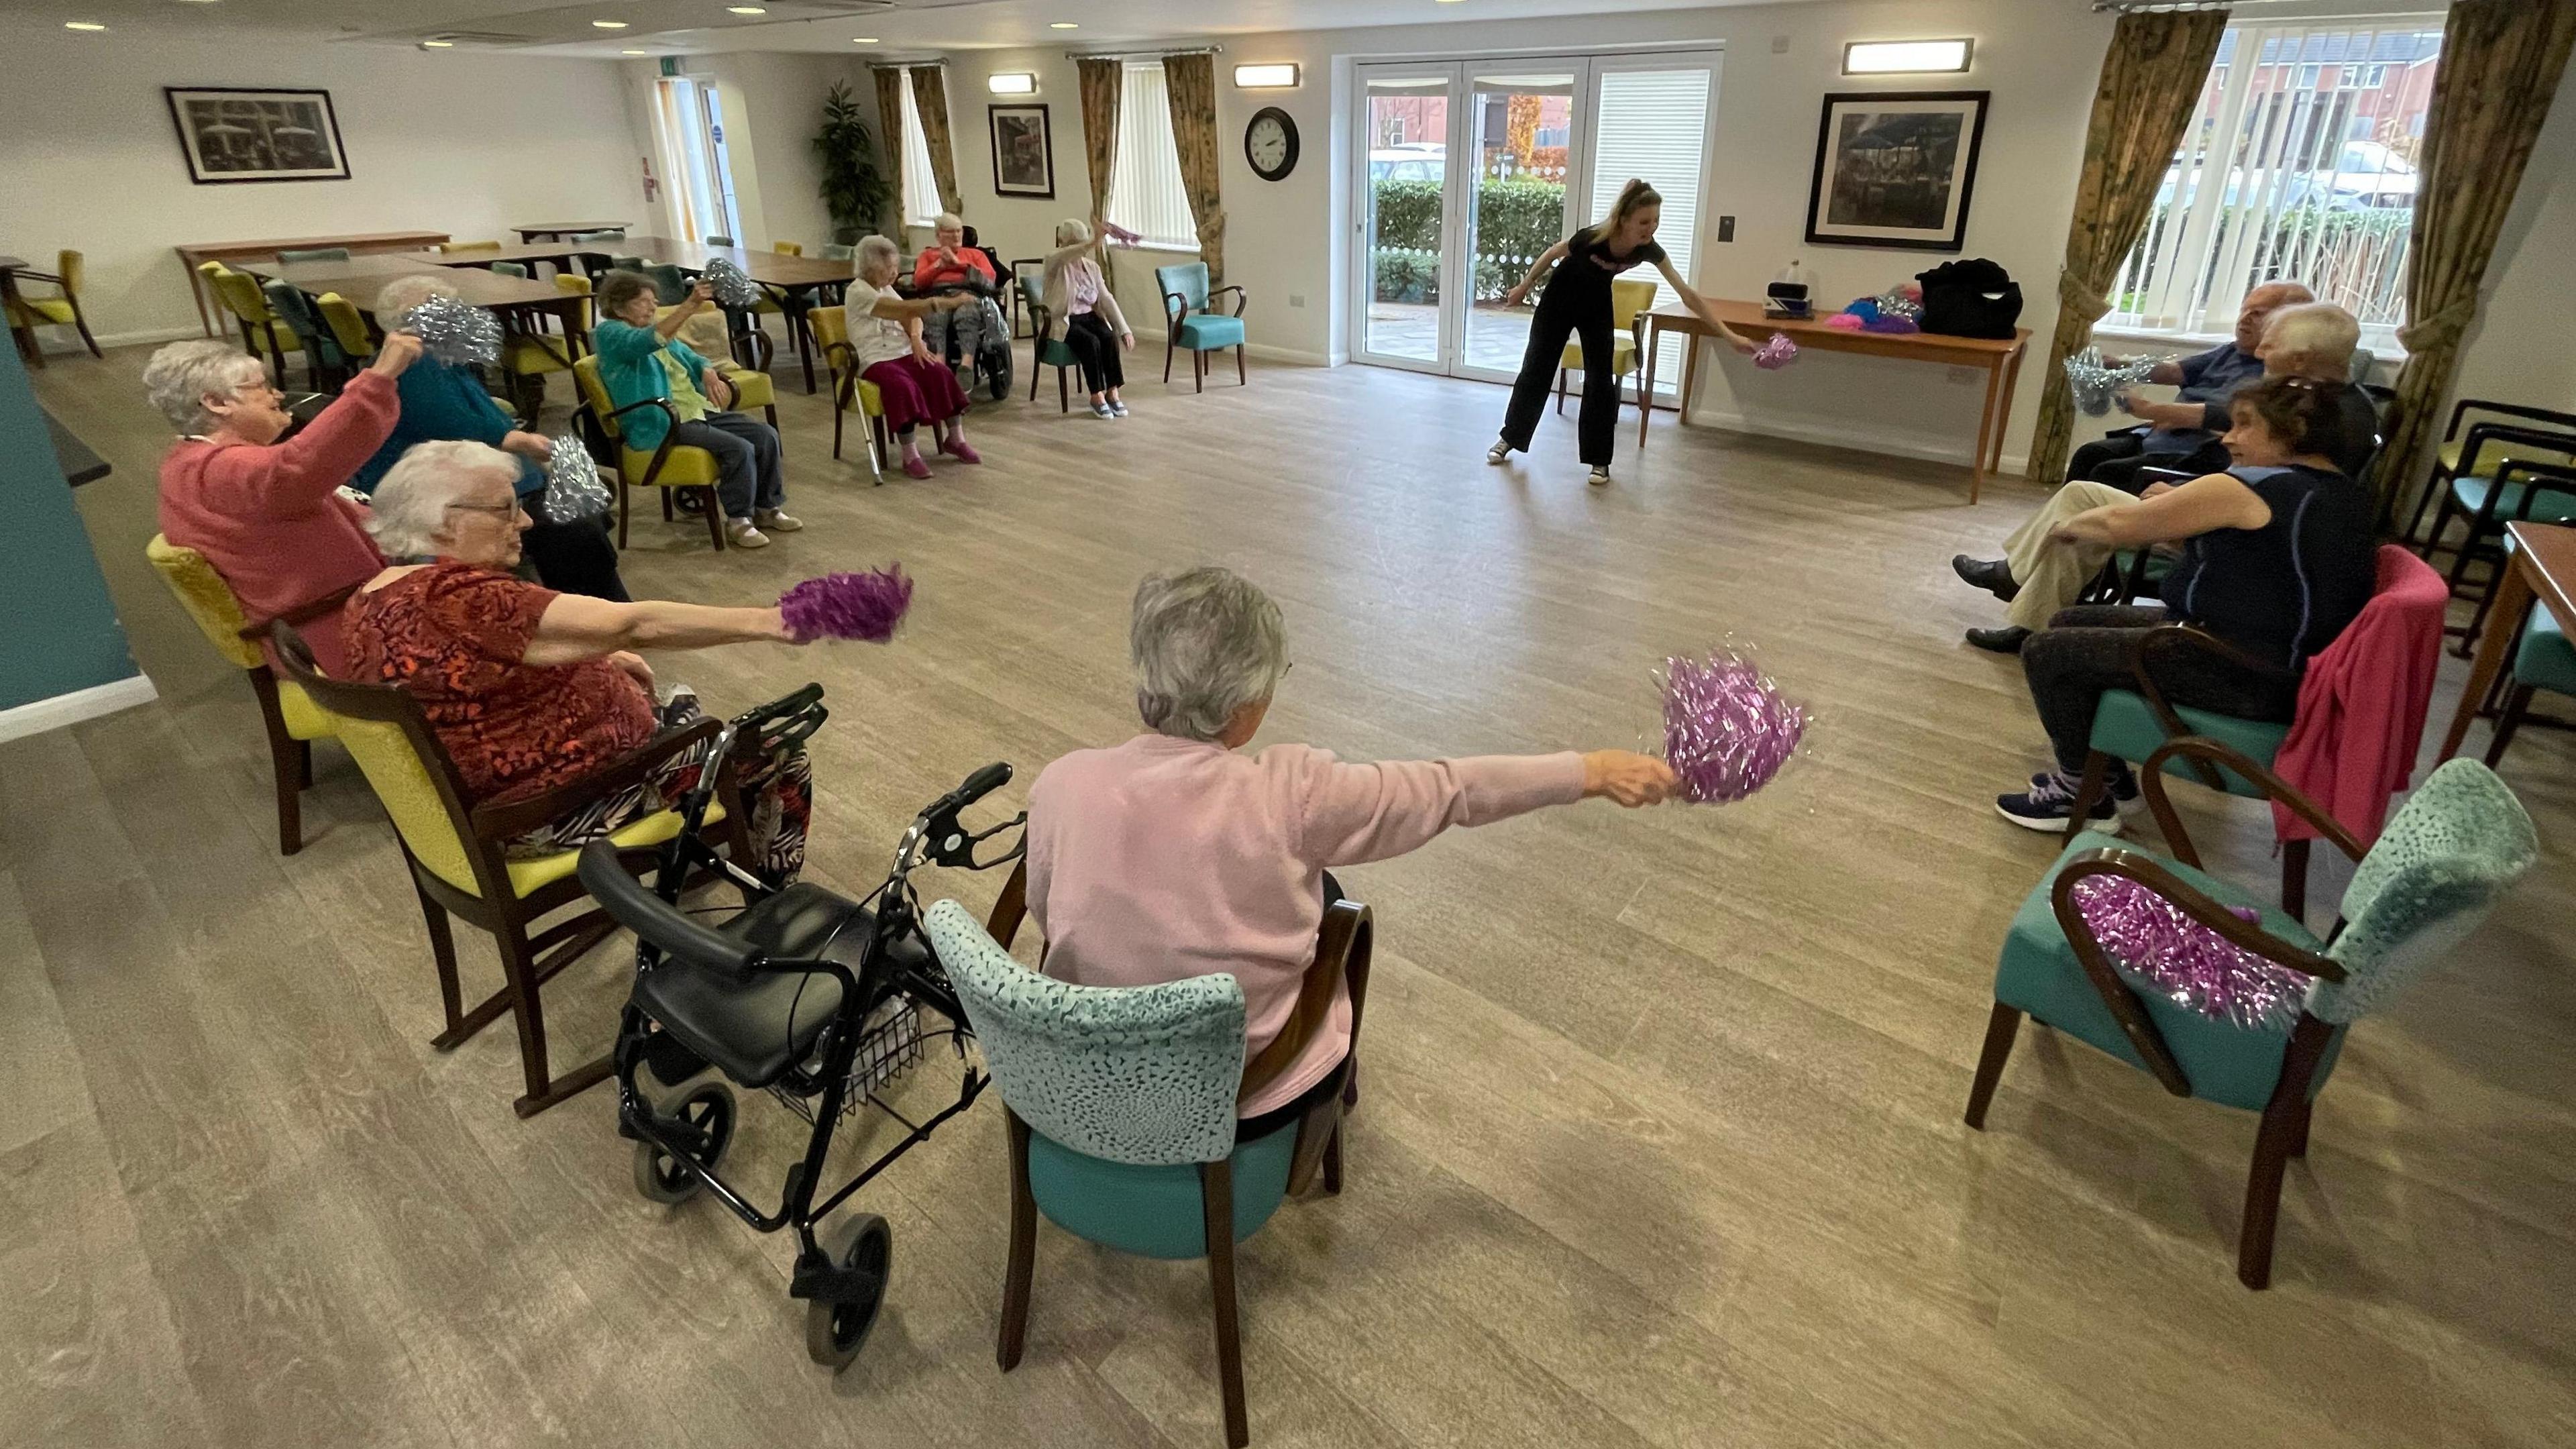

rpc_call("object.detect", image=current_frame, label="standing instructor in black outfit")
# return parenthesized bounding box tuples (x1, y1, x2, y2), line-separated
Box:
(1489, 178, 1753, 487)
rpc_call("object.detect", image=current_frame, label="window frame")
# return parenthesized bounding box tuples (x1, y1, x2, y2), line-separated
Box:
(1104, 61, 1202, 253)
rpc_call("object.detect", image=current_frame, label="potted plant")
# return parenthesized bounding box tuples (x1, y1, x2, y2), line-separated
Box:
(814, 80, 894, 243)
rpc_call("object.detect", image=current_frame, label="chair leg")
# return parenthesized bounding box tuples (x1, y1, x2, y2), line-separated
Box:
(1556, 367, 1566, 415)
(1194, 349, 1205, 395)
(1322, 1120, 1344, 1195)
(2280, 837, 2311, 922)
(1199, 1160, 1251, 1449)
(269, 729, 306, 855)
(414, 880, 467, 1042)
(2238, 1102, 2299, 1290)
(2065, 750, 2114, 834)
(297, 738, 315, 789)
(1163, 334, 1175, 383)
(1058, 364, 1069, 414)
(830, 397, 844, 460)
(616, 478, 632, 549)
(702, 488, 726, 550)
(1235, 344, 1246, 386)
(494, 922, 553, 1106)
(1963, 1002, 2022, 1129)
(998, 1112, 1038, 1371)
(73, 307, 103, 360)
(2485, 683, 2536, 767)
(764, 403, 780, 439)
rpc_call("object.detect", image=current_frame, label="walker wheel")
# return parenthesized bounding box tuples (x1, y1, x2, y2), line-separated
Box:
(633, 1082, 735, 1205)
(804, 1213, 893, 1372)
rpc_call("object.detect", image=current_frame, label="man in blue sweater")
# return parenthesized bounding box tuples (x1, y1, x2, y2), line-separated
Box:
(2068, 279, 2310, 494)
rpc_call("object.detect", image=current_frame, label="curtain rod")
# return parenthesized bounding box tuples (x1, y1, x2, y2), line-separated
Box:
(2092, 1, 2388, 9)
(1066, 45, 1222, 61)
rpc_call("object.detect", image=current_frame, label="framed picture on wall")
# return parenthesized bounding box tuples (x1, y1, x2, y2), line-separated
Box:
(1803, 91, 1989, 251)
(165, 87, 352, 184)
(989, 103, 1055, 199)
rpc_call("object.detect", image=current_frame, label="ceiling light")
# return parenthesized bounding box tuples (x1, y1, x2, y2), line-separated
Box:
(987, 72, 1037, 95)
(65, 20, 109, 29)
(623, 48, 651, 54)
(1049, 21, 1079, 28)
(421, 39, 455, 48)
(1233, 64, 1299, 89)
(592, 19, 630, 29)
(851, 36, 879, 44)
(1842, 39, 1974, 74)
(726, 5, 766, 13)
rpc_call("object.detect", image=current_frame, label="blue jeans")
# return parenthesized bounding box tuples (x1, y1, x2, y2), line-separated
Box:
(672, 412, 784, 520)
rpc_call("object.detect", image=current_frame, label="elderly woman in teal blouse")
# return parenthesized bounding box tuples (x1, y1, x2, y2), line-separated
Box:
(592, 270, 797, 551)
(352, 273, 629, 600)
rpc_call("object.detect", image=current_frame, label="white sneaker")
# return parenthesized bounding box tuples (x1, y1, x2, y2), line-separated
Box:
(1091, 400, 1116, 419)
(1588, 466, 1613, 488)
(1108, 400, 1130, 417)
(724, 519, 771, 549)
(1487, 439, 1514, 465)
(754, 508, 803, 533)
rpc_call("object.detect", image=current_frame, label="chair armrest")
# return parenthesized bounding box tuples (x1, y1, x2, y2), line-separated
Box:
(603, 394, 681, 427)
(2051, 850, 2345, 1098)
(2456, 421, 2576, 481)
(1163, 290, 1192, 323)
(2136, 466, 2197, 488)
(984, 859, 1030, 950)
(17, 270, 66, 287)
(1208, 284, 1247, 318)
(239, 580, 366, 641)
(2120, 624, 2292, 794)
(2445, 398, 2576, 449)
(1240, 899, 1371, 1104)
(468, 714, 721, 842)
(2135, 735, 2367, 870)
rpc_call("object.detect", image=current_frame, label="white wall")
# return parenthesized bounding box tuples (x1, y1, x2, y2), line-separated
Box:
(2449, 55, 2576, 414)
(0, 17, 650, 344)
(645, 52, 854, 254)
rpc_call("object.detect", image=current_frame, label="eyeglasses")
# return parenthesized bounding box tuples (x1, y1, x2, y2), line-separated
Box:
(445, 498, 525, 521)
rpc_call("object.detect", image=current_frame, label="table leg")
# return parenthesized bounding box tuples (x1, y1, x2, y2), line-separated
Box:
(182, 254, 217, 337)
(2438, 551, 2534, 761)
(1968, 358, 2007, 504)
(1678, 331, 1699, 430)
(1988, 345, 2025, 476)
(1637, 320, 1658, 448)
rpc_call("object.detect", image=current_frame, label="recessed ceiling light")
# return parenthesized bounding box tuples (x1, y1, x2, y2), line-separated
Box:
(422, 39, 455, 47)
(1050, 21, 1079, 28)
(65, 20, 109, 30)
(592, 19, 629, 29)
(851, 36, 879, 44)
(726, 5, 766, 13)
(623, 48, 651, 54)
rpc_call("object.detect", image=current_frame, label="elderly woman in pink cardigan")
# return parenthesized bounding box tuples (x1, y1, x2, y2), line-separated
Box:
(1024, 566, 1677, 1136)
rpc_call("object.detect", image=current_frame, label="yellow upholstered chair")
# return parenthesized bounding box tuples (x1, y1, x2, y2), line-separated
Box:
(144, 535, 335, 855)
(200, 260, 302, 380)
(1555, 277, 1660, 417)
(268, 622, 751, 1118)
(772, 241, 805, 256)
(4, 249, 102, 360)
(570, 353, 729, 551)
(807, 305, 888, 481)
(315, 292, 376, 368)
(441, 239, 503, 254)
(650, 301, 780, 435)
(555, 272, 596, 333)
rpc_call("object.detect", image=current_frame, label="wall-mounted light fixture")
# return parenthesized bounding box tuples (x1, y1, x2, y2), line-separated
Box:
(1232, 63, 1301, 89)
(1841, 39, 1973, 75)
(987, 72, 1038, 95)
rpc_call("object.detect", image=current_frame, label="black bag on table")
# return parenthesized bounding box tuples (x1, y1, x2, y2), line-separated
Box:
(1915, 258, 2023, 339)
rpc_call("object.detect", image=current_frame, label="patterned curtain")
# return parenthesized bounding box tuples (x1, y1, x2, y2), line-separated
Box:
(871, 66, 908, 233)
(2025, 9, 2232, 484)
(1161, 52, 1226, 284)
(909, 64, 965, 217)
(2380, 0, 2576, 528)
(1076, 58, 1123, 266)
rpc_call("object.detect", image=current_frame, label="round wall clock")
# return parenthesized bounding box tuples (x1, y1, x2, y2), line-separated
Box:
(1245, 106, 1299, 182)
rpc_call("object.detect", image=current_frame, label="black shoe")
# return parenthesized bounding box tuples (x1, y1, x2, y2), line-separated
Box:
(1951, 554, 2020, 602)
(1994, 771, 2124, 834)
(1966, 625, 2031, 654)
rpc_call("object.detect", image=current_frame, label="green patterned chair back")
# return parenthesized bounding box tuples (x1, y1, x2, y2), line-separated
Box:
(2310, 759, 2536, 1023)
(276, 247, 352, 265)
(820, 242, 855, 261)
(1155, 260, 1210, 321)
(260, 279, 341, 365)
(924, 899, 1245, 1166)
(490, 261, 529, 279)
(645, 264, 691, 305)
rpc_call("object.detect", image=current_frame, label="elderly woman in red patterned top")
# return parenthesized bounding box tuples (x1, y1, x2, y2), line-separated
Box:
(341, 439, 822, 877)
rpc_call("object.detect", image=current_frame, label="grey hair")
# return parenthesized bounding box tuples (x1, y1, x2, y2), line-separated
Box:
(142, 339, 267, 434)
(934, 211, 964, 232)
(1054, 217, 1091, 248)
(365, 440, 520, 557)
(857, 234, 902, 276)
(2264, 301, 2361, 379)
(1129, 567, 1289, 742)
(375, 272, 462, 318)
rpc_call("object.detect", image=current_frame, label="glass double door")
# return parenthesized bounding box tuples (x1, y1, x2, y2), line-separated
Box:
(1353, 52, 1720, 394)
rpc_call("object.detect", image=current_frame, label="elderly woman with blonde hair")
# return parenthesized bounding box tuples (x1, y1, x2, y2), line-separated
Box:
(146, 326, 423, 676)
(1040, 217, 1134, 418)
(351, 272, 629, 600)
(840, 234, 979, 478)
(342, 439, 822, 874)
(1024, 566, 1678, 1135)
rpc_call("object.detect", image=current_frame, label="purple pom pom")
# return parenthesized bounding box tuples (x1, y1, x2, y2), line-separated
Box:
(2070, 875, 2309, 1031)
(1660, 648, 1807, 804)
(1752, 333, 1799, 370)
(780, 566, 914, 643)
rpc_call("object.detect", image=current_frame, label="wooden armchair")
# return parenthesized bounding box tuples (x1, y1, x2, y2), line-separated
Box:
(271, 622, 755, 1117)
(1156, 260, 1248, 393)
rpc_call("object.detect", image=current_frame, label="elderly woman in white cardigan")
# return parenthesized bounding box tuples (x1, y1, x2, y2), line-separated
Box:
(1040, 219, 1134, 419)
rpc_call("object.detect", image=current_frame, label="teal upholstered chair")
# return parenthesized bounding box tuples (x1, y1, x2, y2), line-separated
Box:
(1156, 260, 1247, 393)
(2440, 455, 2576, 655)
(1012, 260, 1081, 413)
(1969, 741, 2536, 1289)
(2484, 604, 2576, 769)
(490, 261, 529, 279)
(260, 278, 347, 390)
(925, 878, 1370, 1449)
(275, 246, 352, 265)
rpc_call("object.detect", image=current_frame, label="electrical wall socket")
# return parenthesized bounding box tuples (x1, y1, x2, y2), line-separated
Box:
(1289, 294, 1305, 308)
(1717, 215, 1735, 242)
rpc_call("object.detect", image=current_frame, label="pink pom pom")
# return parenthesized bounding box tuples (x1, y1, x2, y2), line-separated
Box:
(780, 566, 914, 643)
(1823, 313, 1866, 331)
(1752, 333, 1799, 370)
(2070, 875, 2308, 1031)
(1660, 649, 1807, 804)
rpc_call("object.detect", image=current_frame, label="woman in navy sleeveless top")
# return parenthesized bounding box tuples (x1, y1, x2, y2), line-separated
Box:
(1994, 376, 2376, 832)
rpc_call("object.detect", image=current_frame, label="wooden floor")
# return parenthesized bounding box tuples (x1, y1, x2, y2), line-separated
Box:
(9, 339, 2573, 1448)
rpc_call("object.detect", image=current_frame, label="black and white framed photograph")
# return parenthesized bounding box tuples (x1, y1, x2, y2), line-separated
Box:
(988, 103, 1055, 199)
(1804, 91, 1989, 251)
(164, 87, 351, 184)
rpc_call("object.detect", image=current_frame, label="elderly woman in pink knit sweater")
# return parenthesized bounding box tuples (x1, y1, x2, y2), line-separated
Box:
(1024, 566, 1676, 1136)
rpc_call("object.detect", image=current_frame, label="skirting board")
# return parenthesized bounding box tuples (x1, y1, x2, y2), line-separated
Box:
(0, 674, 159, 745)
(1120, 326, 1329, 368)
(1677, 407, 2032, 482)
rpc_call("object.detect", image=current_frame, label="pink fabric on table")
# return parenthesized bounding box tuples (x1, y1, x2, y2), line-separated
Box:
(861, 354, 969, 432)
(157, 370, 398, 676)
(1026, 735, 1587, 1117)
(2271, 545, 2448, 844)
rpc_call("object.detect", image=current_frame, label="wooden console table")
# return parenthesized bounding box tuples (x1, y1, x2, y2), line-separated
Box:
(2437, 521, 2576, 761)
(176, 231, 451, 336)
(1636, 300, 2030, 503)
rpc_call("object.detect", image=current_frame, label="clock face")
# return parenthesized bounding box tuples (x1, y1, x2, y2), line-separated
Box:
(1245, 107, 1297, 180)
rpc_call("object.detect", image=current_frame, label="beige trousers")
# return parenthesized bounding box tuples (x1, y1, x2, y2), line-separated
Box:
(2000, 481, 2137, 631)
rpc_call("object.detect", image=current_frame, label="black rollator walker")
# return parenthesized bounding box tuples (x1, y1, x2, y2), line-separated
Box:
(576, 684, 1024, 1371)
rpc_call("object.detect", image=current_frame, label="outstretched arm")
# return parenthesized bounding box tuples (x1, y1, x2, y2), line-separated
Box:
(1656, 257, 1755, 355)
(1293, 747, 1674, 868)
(521, 593, 796, 666)
(1503, 241, 1570, 307)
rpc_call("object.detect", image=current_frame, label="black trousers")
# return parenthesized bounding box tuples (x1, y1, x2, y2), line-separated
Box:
(1063, 311, 1124, 394)
(1501, 299, 1617, 466)
(2021, 605, 2300, 775)
(2069, 429, 2228, 495)
(521, 515, 630, 602)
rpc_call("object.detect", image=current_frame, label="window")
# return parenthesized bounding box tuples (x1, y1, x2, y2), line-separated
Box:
(1588, 65, 1713, 394)
(1107, 62, 1199, 251)
(2106, 16, 2443, 346)
(653, 77, 741, 244)
(898, 68, 943, 227)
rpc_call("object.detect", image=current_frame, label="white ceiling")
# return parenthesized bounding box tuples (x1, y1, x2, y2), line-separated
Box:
(7, 0, 1768, 55)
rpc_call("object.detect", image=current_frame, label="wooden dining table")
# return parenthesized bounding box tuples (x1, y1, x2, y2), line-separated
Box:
(421, 240, 617, 274)
(513, 222, 631, 244)
(2437, 521, 2576, 761)
(239, 254, 587, 363)
(174, 230, 451, 336)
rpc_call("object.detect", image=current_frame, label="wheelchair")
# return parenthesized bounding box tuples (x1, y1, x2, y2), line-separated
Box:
(576, 684, 1024, 1371)
(898, 275, 1014, 403)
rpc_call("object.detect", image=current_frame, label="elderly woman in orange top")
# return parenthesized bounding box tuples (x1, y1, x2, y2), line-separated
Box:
(146, 331, 423, 674)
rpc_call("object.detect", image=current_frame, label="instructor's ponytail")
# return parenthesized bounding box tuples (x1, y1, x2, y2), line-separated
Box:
(1585, 178, 1662, 246)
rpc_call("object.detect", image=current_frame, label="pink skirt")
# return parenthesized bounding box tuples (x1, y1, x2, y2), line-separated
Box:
(862, 354, 970, 431)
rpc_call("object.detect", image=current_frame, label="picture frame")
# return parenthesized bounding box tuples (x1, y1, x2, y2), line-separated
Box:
(165, 87, 351, 184)
(988, 103, 1055, 199)
(1803, 91, 1989, 251)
